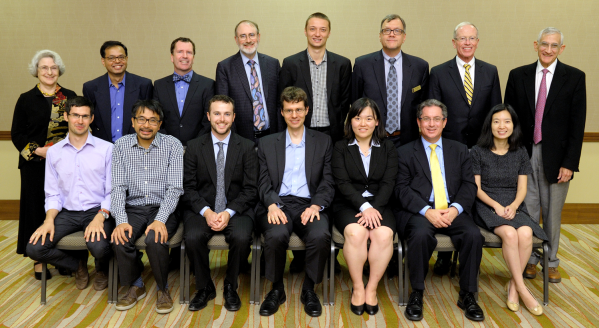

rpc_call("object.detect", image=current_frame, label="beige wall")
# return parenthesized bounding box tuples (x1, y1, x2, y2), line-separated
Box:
(0, 0, 597, 131)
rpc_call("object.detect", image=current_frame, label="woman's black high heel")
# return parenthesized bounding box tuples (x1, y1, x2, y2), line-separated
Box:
(350, 288, 365, 315)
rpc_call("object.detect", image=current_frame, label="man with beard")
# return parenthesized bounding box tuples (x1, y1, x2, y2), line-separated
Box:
(181, 95, 258, 312)
(216, 20, 281, 144)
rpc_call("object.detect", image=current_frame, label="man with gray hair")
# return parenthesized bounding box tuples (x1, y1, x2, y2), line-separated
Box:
(428, 22, 501, 276)
(504, 27, 586, 283)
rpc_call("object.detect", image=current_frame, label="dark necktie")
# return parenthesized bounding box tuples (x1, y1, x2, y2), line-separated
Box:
(248, 60, 267, 131)
(173, 74, 191, 83)
(214, 142, 226, 213)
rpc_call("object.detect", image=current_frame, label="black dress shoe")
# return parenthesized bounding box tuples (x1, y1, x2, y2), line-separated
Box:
(189, 282, 216, 311)
(300, 289, 322, 317)
(405, 290, 424, 321)
(433, 255, 452, 276)
(259, 289, 286, 316)
(350, 289, 364, 316)
(223, 283, 241, 311)
(34, 262, 52, 281)
(457, 292, 485, 321)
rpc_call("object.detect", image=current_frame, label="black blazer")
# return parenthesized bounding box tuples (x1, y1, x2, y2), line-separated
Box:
(278, 50, 352, 141)
(429, 57, 502, 148)
(182, 132, 258, 218)
(153, 72, 215, 146)
(331, 138, 398, 212)
(394, 138, 477, 236)
(504, 60, 586, 184)
(256, 128, 335, 214)
(215, 52, 281, 142)
(83, 72, 153, 143)
(11, 86, 77, 169)
(352, 50, 429, 145)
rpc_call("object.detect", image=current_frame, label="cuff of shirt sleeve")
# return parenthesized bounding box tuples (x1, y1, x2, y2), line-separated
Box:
(419, 205, 431, 217)
(225, 209, 236, 218)
(359, 202, 373, 212)
(450, 203, 463, 215)
(45, 201, 62, 213)
(101, 200, 111, 212)
(200, 206, 209, 216)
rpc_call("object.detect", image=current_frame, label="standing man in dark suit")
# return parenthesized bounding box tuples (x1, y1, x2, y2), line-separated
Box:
(182, 95, 258, 312)
(428, 22, 502, 276)
(279, 12, 352, 142)
(504, 27, 586, 283)
(216, 20, 281, 144)
(256, 87, 333, 317)
(153, 37, 215, 146)
(396, 99, 484, 322)
(83, 41, 153, 143)
(352, 14, 429, 149)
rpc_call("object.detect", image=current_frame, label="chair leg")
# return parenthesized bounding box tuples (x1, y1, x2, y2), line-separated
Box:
(254, 243, 262, 304)
(329, 242, 336, 306)
(250, 237, 257, 304)
(107, 257, 114, 303)
(449, 251, 459, 278)
(41, 263, 47, 305)
(397, 242, 404, 306)
(113, 258, 119, 304)
(179, 241, 186, 304)
(322, 258, 329, 305)
(403, 240, 409, 305)
(543, 242, 549, 305)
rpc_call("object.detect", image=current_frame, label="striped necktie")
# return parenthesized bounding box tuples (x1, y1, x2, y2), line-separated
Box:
(430, 144, 448, 210)
(464, 64, 473, 105)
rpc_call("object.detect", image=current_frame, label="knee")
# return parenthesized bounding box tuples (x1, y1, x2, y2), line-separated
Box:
(518, 227, 533, 242)
(502, 228, 518, 244)
(265, 228, 290, 248)
(26, 242, 46, 261)
(231, 230, 252, 247)
(184, 231, 208, 249)
(463, 225, 484, 245)
(88, 240, 112, 260)
(306, 228, 331, 247)
(408, 226, 434, 244)
(344, 225, 368, 246)
(370, 227, 394, 247)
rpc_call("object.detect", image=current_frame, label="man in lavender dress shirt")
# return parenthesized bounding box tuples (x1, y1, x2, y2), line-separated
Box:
(27, 96, 114, 291)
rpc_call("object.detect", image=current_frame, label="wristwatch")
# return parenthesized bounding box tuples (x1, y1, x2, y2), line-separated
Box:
(99, 209, 110, 219)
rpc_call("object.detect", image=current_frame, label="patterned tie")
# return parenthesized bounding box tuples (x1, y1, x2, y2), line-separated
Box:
(172, 74, 191, 83)
(214, 142, 226, 213)
(248, 60, 267, 131)
(533, 69, 549, 144)
(463, 64, 473, 105)
(429, 144, 448, 210)
(386, 58, 399, 134)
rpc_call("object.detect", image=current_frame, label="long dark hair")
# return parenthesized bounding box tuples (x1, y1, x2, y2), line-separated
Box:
(476, 103, 523, 151)
(344, 98, 386, 144)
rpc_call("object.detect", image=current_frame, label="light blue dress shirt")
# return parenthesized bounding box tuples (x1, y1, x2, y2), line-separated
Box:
(199, 132, 236, 218)
(348, 139, 380, 212)
(174, 70, 193, 116)
(418, 137, 463, 216)
(108, 73, 126, 142)
(240, 52, 270, 130)
(279, 129, 310, 198)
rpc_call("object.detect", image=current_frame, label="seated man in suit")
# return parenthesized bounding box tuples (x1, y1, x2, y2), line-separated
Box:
(216, 20, 281, 144)
(154, 37, 215, 147)
(181, 95, 258, 312)
(396, 99, 484, 322)
(27, 96, 114, 291)
(111, 100, 184, 314)
(256, 87, 334, 317)
(83, 41, 153, 143)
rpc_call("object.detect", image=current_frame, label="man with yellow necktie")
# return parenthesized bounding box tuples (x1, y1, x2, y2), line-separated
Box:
(395, 99, 484, 322)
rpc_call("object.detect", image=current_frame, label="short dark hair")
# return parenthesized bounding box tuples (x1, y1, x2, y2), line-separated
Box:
(170, 37, 196, 55)
(344, 98, 386, 145)
(100, 41, 128, 58)
(65, 96, 94, 116)
(280, 86, 308, 107)
(477, 104, 523, 151)
(209, 95, 235, 113)
(131, 99, 164, 122)
(234, 20, 260, 36)
(380, 14, 406, 32)
(305, 12, 331, 30)
(417, 99, 448, 119)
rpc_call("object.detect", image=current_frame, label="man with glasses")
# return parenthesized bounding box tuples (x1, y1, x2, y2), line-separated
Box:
(27, 96, 114, 292)
(83, 41, 153, 143)
(504, 27, 586, 284)
(111, 99, 184, 314)
(216, 20, 281, 144)
(256, 87, 333, 317)
(428, 22, 501, 276)
(352, 14, 429, 149)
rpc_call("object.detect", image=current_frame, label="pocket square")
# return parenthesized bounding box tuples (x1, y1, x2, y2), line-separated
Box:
(412, 85, 421, 93)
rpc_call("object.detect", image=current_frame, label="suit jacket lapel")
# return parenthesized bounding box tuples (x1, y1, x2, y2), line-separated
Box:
(182, 73, 200, 118)
(224, 134, 240, 193)
(258, 53, 270, 101)
(400, 53, 413, 109)
(325, 51, 334, 101)
(233, 53, 252, 100)
(304, 130, 315, 186)
(123, 73, 138, 134)
(300, 51, 314, 100)
(544, 60, 567, 115)
(165, 78, 180, 118)
(442, 141, 453, 195)
(414, 140, 432, 184)
(96, 73, 112, 139)
(276, 132, 286, 190)
(202, 136, 218, 187)
(471, 60, 484, 105)
(524, 62, 537, 116)
(368, 145, 381, 178)
(374, 51, 387, 108)
(448, 59, 468, 104)
(348, 144, 368, 180)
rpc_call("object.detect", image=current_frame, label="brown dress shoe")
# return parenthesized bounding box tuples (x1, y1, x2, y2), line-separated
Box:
(75, 259, 89, 290)
(156, 290, 174, 314)
(116, 285, 147, 311)
(548, 267, 562, 283)
(523, 264, 537, 279)
(93, 271, 108, 291)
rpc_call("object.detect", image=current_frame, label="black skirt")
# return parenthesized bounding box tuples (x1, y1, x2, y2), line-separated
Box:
(16, 160, 46, 256)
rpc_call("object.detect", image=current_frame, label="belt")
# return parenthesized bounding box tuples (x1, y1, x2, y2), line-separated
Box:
(254, 128, 271, 139)
(310, 126, 330, 133)
(386, 130, 401, 137)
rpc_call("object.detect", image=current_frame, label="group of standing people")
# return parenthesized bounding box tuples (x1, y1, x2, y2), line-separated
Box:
(12, 11, 585, 321)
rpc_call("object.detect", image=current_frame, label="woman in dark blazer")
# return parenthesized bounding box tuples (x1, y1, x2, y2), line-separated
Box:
(11, 50, 77, 279)
(332, 98, 398, 316)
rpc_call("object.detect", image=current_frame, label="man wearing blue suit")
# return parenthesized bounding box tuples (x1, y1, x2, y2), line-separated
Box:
(216, 20, 281, 144)
(83, 41, 153, 143)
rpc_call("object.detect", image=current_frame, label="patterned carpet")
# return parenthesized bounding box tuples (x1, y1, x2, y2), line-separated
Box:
(0, 220, 598, 327)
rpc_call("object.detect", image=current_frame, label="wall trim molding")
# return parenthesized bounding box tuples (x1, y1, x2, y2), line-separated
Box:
(0, 131, 10, 141)
(0, 200, 20, 220)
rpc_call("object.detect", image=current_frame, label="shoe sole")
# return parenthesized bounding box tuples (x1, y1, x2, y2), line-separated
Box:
(188, 291, 216, 311)
(523, 273, 537, 279)
(457, 301, 484, 321)
(115, 291, 147, 311)
(156, 305, 174, 314)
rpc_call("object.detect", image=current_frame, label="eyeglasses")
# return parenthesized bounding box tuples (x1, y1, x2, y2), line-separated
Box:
(381, 28, 405, 35)
(419, 117, 445, 123)
(283, 108, 306, 115)
(237, 33, 257, 41)
(104, 55, 128, 62)
(454, 36, 478, 43)
(38, 66, 59, 72)
(134, 117, 161, 126)
(68, 113, 92, 120)
(538, 41, 560, 51)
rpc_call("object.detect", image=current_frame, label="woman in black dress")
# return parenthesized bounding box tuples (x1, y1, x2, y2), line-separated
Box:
(331, 98, 398, 316)
(11, 50, 77, 279)
(472, 104, 547, 316)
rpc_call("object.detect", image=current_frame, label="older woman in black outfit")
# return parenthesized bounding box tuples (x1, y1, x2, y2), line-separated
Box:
(332, 98, 398, 316)
(11, 50, 77, 279)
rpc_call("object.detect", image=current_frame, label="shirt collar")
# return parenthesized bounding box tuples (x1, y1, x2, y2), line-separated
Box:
(240, 52, 259, 66)
(130, 132, 162, 149)
(536, 59, 558, 75)
(456, 55, 475, 68)
(382, 50, 402, 62)
(421, 136, 443, 151)
(211, 131, 231, 146)
(107, 72, 126, 87)
(307, 49, 327, 64)
(285, 128, 306, 147)
(348, 138, 380, 147)
(63, 132, 95, 149)
(174, 70, 194, 79)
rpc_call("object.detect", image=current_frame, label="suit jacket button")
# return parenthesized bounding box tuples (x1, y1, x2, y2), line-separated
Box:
(180, 124, 183, 128)
(365, 185, 368, 189)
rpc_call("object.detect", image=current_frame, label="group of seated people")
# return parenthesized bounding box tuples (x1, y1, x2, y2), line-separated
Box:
(23, 87, 547, 321)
